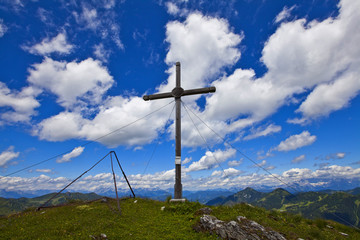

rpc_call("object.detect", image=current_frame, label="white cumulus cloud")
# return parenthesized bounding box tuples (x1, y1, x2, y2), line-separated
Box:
(203, 0, 360, 131)
(73, 5, 123, 49)
(164, 13, 242, 91)
(182, 157, 192, 164)
(34, 95, 172, 146)
(264, 0, 360, 123)
(57, 146, 85, 163)
(292, 154, 306, 164)
(277, 131, 316, 152)
(211, 168, 242, 178)
(165, 1, 188, 16)
(296, 72, 360, 121)
(93, 43, 111, 62)
(166, 2, 180, 15)
(0, 146, 20, 168)
(74, 7, 99, 30)
(325, 152, 346, 160)
(29, 56, 174, 147)
(205, 69, 288, 132)
(228, 159, 242, 167)
(27, 57, 114, 109)
(35, 169, 52, 173)
(256, 160, 267, 167)
(0, 82, 40, 125)
(186, 148, 236, 172)
(244, 124, 281, 140)
(275, 5, 296, 23)
(0, 19, 7, 37)
(25, 33, 74, 56)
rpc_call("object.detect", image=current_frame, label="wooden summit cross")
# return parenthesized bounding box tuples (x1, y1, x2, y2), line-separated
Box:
(143, 62, 216, 201)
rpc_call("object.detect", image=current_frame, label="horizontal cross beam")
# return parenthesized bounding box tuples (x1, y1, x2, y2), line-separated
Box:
(143, 86, 216, 101)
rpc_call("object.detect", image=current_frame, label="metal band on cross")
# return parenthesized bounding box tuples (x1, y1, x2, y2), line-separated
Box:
(143, 62, 216, 200)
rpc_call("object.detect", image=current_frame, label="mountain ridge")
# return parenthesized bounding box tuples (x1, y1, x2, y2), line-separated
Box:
(206, 187, 360, 227)
(0, 192, 102, 216)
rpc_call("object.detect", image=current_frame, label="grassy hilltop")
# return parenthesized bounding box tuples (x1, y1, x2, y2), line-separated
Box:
(0, 192, 102, 216)
(1, 197, 359, 239)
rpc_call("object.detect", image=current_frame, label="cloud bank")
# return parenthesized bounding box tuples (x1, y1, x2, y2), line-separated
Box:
(2, 164, 359, 192)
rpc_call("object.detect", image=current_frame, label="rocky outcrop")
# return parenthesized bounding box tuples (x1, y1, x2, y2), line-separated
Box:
(194, 215, 286, 240)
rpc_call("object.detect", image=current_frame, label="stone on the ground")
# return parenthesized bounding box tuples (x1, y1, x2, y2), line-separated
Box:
(195, 214, 286, 240)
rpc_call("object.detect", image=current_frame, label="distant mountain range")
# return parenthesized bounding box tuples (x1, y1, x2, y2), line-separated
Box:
(100, 188, 236, 203)
(0, 192, 102, 216)
(207, 187, 360, 227)
(0, 188, 234, 216)
(0, 189, 58, 199)
(0, 188, 234, 204)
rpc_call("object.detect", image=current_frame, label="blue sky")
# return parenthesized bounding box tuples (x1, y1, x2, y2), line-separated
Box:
(0, 0, 359, 194)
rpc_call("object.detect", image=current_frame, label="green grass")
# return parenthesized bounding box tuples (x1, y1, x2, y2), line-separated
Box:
(0, 198, 216, 240)
(211, 203, 360, 240)
(0, 198, 359, 240)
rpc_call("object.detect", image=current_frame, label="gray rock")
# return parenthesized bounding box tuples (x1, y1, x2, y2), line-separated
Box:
(339, 232, 349, 236)
(195, 215, 286, 240)
(249, 220, 266, 232)
(89, 233, 108, 239)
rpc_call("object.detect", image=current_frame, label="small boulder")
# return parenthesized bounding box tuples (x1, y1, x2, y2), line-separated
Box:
(89, 233, 108, 239)
(195, 215, 286, 240)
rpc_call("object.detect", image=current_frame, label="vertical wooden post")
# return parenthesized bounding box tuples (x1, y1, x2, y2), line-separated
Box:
(174, 62, 182, 199)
